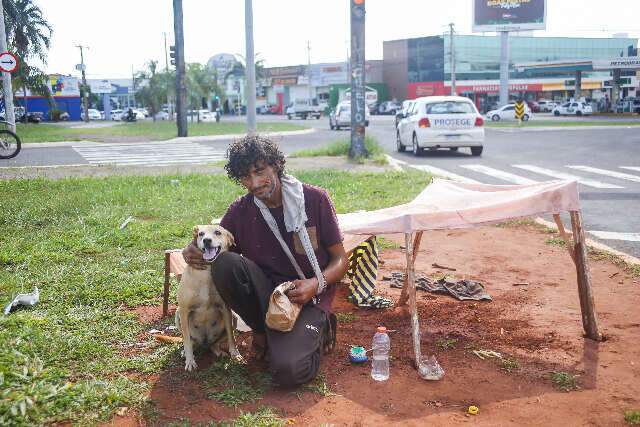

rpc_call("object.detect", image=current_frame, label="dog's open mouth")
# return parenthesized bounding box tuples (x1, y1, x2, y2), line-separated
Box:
(202, 246, 221, 262)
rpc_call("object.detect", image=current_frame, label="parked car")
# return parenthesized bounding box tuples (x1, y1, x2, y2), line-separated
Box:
(633, 99, 640, 114)
(395, 100, 416, 128)
(154, 111, 170, 120)
(15, 107, 43, 123)
(286, 99, 322, 119)
(81, 108, 102, 121)
(137, 108, 150, 118)
(486, 103, 532, 121)
(552, 102, 592, 116)
(329, 101, 370, 130)
(527, 100, 541, 113)
(111, 109, 124, 121)
(376, 100, 402, 115)
(397, 96, 484, 156)
(537, 100, 557, 112)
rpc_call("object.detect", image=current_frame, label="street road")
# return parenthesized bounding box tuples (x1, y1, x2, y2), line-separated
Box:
(2, 114, 640, 258)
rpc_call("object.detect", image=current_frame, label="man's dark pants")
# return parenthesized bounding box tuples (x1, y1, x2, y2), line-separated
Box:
(211, 251, 326, 387)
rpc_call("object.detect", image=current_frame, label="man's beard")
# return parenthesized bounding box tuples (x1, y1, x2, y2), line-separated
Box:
(253, 181, 276, 201)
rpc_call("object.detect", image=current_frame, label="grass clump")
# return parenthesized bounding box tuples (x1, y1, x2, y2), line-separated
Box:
(290, 135, 384, 160)
(304, 373, 336, 397)
(589, 247, 640, 278)
(500, 358, 520, 373)
(551, 371, 580, 392)
(435, 337, 458, 350)
(378, 236, 401, 250)
(200, 357, 271, 407)
(336, 312, 357, 323)
(625, 410, 640, 425)
(545, 237, 567, 247)
(229, 407, 287, 427)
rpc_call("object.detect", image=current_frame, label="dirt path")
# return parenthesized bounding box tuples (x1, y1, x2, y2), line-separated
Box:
(124, 223, 639, 426)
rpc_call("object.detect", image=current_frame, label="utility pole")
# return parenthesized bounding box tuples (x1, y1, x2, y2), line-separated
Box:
(245, 0, 257, 135)
(449, 23, 456, 96)
(0, 1, 16, 132)
(131, 64, 136, 108)
(163, 32, 169, 72)
(173, 0, 187, 137)
(499, 31, 510, 107)
(307, 41, 312, 102)
(76, 45, 89, 122)
(349, 0, 367, 159)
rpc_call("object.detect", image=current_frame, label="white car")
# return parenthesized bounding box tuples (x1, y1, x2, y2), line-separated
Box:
(537, 100, 557, 112)
(329, 101, 370, 130)
(552, 101, 593, 117)
(396, 96, 485, 156)
(197, 109, 219, 122)
(81, 108, 101, 120)
(486, 103, 532, 122)
(110, 109, 123, 121)
(376, 100, 401, 115)
(154, 111, 170, 120)
(395, 100, 416, 127)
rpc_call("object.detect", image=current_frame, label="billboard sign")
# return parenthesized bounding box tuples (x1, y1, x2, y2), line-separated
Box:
(593, 57, 640, 70)
(473, 0, 546, 32)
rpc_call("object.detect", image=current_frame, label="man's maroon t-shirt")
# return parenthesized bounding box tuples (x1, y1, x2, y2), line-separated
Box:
(219, 183, 343, 312)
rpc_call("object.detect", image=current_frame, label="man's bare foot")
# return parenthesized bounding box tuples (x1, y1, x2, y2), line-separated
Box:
(323, 313, 337, 355)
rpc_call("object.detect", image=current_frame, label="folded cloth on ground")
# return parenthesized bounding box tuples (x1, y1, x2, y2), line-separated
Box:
(383, 273, 491, 301)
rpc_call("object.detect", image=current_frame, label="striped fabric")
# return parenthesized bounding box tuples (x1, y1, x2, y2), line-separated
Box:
(347, 237, 393, 308)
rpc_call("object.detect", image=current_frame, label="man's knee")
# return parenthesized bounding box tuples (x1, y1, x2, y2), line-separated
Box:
(269, 351, 320, 387)
(211, 251, 245, 286)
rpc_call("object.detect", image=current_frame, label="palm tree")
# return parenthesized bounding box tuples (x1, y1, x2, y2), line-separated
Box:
(185, 63, 220, 122)
(135, 61, 174, 121)
(3, 0, 53, 117)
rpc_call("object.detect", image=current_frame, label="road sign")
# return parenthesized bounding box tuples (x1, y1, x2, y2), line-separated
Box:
(0, 52, 18, 73)
(75, 63, 86, 71)
(515, 101, 526, 120)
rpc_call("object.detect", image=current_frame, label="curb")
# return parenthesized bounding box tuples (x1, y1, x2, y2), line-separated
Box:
(489, 125, 640, 132)
(21, 128, 317, 149)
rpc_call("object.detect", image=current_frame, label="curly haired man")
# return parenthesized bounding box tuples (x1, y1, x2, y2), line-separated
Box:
(182, 135, 348, 387)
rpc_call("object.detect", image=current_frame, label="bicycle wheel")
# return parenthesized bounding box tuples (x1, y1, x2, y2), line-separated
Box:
(0, 129, 21, 159)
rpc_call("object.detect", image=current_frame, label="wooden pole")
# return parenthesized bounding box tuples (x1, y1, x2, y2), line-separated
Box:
(569, 211, 601, 341)
(163, 251, 171, 317)
(553, 213, 576, 263)
(405, 233, 423, 368)
(399, 231, 423, 306)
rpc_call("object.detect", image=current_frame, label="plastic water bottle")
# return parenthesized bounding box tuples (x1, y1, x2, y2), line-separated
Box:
(371, 326, 390, 381)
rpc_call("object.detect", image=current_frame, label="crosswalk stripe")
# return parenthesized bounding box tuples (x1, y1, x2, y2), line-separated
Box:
(512, 165, 624, 189)
(588, 231, 640, 242)
(566, 166, 640, 183)
(73, 141, 225, 166)
(460, 164, 538, 184)
(620, 166, 640, 173)
(408, 164, 482, 184)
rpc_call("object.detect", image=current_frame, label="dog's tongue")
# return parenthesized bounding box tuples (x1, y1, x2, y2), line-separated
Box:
(203, 246, 220, 262)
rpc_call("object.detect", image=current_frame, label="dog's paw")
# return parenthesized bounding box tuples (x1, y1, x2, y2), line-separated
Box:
(230, 350, 246, 365)
(184, 358, 197, 371)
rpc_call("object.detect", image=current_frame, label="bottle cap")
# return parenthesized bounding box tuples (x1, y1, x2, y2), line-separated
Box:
(377, 326, 387, 333)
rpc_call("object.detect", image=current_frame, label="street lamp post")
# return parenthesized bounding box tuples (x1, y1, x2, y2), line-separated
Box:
(245, 0, 257, 135)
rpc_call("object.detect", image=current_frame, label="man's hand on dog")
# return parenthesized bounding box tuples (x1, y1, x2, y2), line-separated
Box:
(182, 242, 209, 270)
(287, 278, 319, 305)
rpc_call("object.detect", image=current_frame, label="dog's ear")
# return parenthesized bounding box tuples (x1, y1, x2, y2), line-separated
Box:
(192, 226, 199, 242)
(223, 228, 235, 248)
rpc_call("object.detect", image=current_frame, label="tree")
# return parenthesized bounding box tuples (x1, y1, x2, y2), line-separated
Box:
(185, 63, 220, 122)
(3, 0, 53, 117)
(135, 61, 174, 121)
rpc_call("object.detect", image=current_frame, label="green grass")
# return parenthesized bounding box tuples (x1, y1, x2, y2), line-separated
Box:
(336, 312, 357, 323)
(435, 337, 458, 350)
(290, 135, 385, 162)
(378, 236, 401, 250)
(304, 373, 336, 397)
(500, 358, 520, 373)
(199, 357, 271, 407)
(16, 122, 308, 143)
(230, 407, 287, 427)
(545, 237, 567, 247)
(551, 371, 580, 392)
(625, 410, 640, 425)
(486, 120, 640, 128)
(589, 247, 640, 278)
(0, 169, 429, 424)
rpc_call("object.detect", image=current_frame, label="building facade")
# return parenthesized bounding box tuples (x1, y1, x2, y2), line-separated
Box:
(384, 34, 639, 112)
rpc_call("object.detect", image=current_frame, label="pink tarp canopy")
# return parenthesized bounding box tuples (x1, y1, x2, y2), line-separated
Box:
(338, 179, 580, 235)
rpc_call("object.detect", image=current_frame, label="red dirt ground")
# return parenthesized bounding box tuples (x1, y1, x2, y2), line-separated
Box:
(116, 224, 640, 426)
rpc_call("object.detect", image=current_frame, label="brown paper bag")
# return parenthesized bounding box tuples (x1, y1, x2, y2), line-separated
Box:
(265, 281, 302, 332)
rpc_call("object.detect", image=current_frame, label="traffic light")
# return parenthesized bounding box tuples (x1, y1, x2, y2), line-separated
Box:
(169, 45, 176, 66)
(352, 0, 365, 20)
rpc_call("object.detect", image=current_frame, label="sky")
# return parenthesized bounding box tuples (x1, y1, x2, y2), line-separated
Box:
(32, 0, 640, 80)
